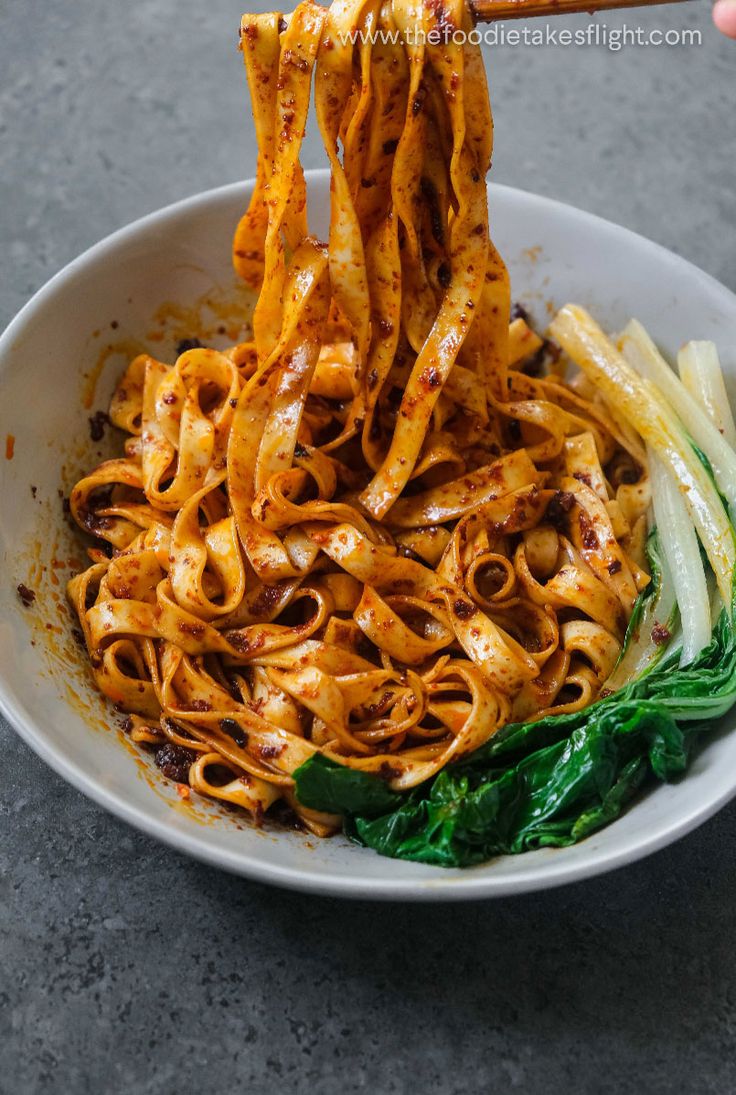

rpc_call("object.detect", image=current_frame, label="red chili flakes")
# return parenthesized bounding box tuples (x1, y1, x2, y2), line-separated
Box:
(546, 490, 575, 529)
(364, 691, 394, 719)
(249, 584, 283, 617)
(578, 511, 599, 551)
(282, 48, 308, 72)
(17, 583, 36, 607)
(453, 599, 477, 621)
(258, 742, 286, 761)
(155, 744, 195, 782)
(378, 761, 401, 782)
(419, 367, 442, 390)
(5, 435, 15, 460)
(82, 509, 113, 534)
(88, 411, 110, 442)
(227, 630, 262, 655)
(651, 623, 671, 646)
(178, 620, 205, 639)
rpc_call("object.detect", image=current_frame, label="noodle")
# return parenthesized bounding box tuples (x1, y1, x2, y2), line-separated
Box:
(67, 0, 651, 837)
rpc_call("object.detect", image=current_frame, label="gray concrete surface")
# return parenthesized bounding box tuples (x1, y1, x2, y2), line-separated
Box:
(1, 1, 735, 1091)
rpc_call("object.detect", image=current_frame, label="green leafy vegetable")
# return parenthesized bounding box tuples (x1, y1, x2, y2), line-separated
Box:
(294, 753, 402, 815)
(293, 607, 736, 867)
(605, 528, 678, 691)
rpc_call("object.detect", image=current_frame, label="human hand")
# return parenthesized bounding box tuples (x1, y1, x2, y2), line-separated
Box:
(713, 0, 736, 37)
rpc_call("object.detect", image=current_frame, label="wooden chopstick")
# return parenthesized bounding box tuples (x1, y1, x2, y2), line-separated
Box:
(471, 0, 694, 22)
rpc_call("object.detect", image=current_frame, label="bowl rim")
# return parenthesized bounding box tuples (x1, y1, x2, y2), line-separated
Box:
(3, 171, 736, 901)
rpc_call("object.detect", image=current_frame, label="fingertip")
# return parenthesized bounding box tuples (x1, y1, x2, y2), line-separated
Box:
(713, 0, 736, 38)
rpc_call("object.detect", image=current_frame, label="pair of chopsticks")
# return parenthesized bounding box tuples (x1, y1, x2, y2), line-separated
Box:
(471, 0, 694, 23)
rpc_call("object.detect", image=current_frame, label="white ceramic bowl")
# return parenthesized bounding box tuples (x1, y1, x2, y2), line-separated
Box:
(2, 170, 736, 900)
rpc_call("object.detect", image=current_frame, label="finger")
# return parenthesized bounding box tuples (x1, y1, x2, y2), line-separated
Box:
(713, 0, 736, 37)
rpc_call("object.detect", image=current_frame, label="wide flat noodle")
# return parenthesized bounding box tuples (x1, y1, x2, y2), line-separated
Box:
(67, 0, 649, 835)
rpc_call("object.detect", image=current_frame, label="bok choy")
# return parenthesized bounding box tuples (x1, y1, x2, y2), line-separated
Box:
(678, 341, 736, 450)
(649, 451, 710, 665)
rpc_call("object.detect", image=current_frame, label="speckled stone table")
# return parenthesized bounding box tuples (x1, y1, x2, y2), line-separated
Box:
(1, 2, 735, 1091)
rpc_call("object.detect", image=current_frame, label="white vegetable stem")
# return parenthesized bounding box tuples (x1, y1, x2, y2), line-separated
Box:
(678, 341, 736, 450)
(649, 451, 711, 665)
(548, 305, 735, 608)
(621, 320, 736, 519)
